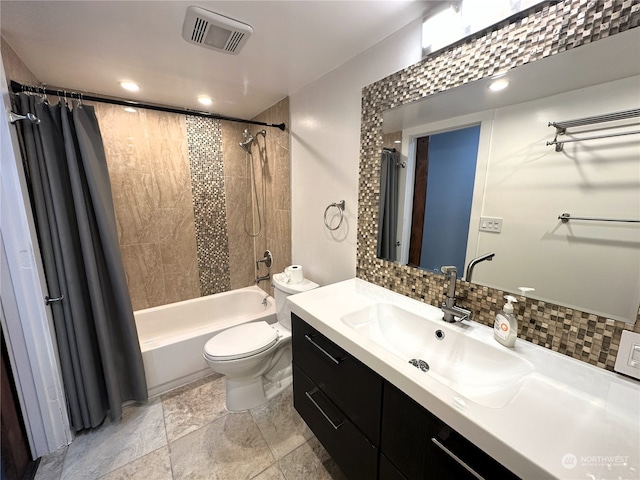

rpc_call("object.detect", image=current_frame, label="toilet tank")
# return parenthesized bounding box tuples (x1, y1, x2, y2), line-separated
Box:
(272, 273, 319, 329)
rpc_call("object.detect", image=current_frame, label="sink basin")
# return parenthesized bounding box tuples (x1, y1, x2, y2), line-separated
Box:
(341, 303, 533, 408)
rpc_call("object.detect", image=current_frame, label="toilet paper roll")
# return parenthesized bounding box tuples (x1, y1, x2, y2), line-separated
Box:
(285, 265, 304, 284)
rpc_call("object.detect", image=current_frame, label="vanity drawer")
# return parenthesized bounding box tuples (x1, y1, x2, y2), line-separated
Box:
(382, 381, 520, 480)
(291, 313, 382, 444)
(293, 364, 378, 480)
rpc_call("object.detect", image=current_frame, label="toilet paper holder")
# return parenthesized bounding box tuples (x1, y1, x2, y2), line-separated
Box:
(324, 200, 345, 231)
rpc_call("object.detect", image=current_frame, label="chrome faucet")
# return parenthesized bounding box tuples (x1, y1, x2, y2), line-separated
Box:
(255, 250, 272, 285)
(256, 250, 273, 269)
(440, 266, 471, 323)
(465, 252, 495, 283)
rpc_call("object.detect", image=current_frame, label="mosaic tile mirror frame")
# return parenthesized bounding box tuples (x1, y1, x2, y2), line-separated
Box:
(356, 0, 640, 371)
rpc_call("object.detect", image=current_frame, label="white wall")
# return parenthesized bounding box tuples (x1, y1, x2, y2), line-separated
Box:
(290, 18, 423, 286)
(477, 76, 640, 322)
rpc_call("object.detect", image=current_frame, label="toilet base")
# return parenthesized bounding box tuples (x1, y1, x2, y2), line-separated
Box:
(225, 367, 293, 412)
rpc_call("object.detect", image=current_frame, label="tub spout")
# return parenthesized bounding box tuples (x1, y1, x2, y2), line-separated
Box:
(255, 273, 270, 285)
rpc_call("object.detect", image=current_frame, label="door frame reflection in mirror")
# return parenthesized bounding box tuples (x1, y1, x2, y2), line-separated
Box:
(407, 124, 481, 275)
(393, 111, 494, 272)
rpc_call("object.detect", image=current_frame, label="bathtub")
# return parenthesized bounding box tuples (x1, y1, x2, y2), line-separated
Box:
(134, 285, 276, 397)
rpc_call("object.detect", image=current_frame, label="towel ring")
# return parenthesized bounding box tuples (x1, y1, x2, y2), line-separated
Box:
(324, 200, 345, 231)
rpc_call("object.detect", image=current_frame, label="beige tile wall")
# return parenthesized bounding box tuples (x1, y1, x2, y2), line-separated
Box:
(82, 99, 292, 308)
(221, 121, 255, 290)
(219, 98, 292, 293)
(95, 105, 200, 310)
(251, 98, 292, 291)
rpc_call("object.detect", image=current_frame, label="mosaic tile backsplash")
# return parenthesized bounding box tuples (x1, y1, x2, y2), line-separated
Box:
(186, 116, 231, 296)
(357, 0, 640, 372)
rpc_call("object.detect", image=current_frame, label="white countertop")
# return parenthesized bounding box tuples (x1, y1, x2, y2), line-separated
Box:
(287, 278, 640, 479)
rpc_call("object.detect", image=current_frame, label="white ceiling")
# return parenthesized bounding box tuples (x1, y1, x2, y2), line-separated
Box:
(1, 1, 441, 119)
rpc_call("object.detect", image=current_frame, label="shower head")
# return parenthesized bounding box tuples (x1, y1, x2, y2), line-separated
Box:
(239, 128, 260, 154)
(238, 128, 253, 155)
(239, 135, 254, 154)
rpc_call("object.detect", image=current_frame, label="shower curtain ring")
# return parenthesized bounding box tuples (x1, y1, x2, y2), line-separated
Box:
(324, 200, 345, 231)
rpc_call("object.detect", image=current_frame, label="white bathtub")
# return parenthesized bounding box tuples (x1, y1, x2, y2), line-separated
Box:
(134, 286, 276, 397)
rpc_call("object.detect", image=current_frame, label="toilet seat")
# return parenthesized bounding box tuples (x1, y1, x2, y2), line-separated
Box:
(204, 321, 278, 361)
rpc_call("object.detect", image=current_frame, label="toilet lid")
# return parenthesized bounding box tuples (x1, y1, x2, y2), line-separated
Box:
(204, 322, 278, 361)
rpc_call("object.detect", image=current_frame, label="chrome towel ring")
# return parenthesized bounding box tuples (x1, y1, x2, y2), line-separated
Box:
(324, 200, 345, 231)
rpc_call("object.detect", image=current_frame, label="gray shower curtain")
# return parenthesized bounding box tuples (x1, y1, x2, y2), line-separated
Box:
(14, 93, 147, 432)
(377, 149, 399, 262)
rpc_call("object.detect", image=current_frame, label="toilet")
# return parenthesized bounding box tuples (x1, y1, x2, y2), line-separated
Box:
(203, 272, 318, 411)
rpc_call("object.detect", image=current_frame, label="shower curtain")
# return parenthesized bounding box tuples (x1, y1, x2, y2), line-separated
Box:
(377, 149, 399, 262)
(14, 93, 147, 432)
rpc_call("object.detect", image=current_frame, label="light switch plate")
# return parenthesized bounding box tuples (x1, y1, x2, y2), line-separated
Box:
(614, 330, 640, 380)
(479, 216, 502, 233)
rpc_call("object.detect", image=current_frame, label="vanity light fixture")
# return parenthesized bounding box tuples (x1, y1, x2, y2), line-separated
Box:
(119, 81, 140, 92)
(489, 78, 510, 92)
(394, 140, 402, 144)
(123, 107, 137, 113)
(197, 95, 213, 106)
(422, 2, 463, 56)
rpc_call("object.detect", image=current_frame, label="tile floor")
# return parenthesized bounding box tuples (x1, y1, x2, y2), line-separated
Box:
(34, 374, 347, 480)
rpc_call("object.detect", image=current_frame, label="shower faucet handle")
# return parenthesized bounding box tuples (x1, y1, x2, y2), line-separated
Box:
(256, 250, 273, 269)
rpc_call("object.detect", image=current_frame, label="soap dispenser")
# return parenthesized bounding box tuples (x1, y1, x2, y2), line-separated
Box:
(494, 295, 518, 348)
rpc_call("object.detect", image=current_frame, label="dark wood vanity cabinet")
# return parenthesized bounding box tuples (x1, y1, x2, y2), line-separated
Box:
(291, 313, 382, 479)
(381, 382, 520, 480)
(292, 313, 520, 480)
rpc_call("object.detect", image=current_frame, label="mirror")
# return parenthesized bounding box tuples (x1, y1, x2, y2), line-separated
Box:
(378, 28, 640, 323)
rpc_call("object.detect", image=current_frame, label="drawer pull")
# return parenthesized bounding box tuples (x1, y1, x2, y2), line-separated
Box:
(431, 437, 485, 480)
(304, 334, 344, 365)
(305, 388, 344, 430)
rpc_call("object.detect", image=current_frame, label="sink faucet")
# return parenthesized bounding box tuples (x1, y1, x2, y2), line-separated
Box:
(465, 252, 495, 283)
(440, 266, 471, 323)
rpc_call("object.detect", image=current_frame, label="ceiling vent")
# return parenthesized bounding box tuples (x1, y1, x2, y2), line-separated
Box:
(182, 6, 253, 55)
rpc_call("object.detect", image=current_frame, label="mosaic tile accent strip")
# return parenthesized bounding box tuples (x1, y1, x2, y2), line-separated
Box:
(186, 116, 231, 295)
(357, 0, 640, 372)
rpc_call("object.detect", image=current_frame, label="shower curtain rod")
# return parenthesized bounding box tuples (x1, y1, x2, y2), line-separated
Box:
(10, 80, 286, 131)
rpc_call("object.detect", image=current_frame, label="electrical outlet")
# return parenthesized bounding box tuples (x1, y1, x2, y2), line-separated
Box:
(615, 331, 640, 380)
(479, 216, 503, 233)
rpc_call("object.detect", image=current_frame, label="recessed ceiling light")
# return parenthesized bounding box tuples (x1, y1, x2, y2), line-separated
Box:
(197, 95, 213, 106)
(119, 81, 140, 92)
(489, 79, 510, 92)
(123, 107, 137, 113)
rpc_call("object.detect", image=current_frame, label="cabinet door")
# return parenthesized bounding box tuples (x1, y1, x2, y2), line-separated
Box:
(382, 382, 520, 480)
(293, 364, 378, 480)
(292, 313, 382, 444)
(380, 454, 408, 480)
